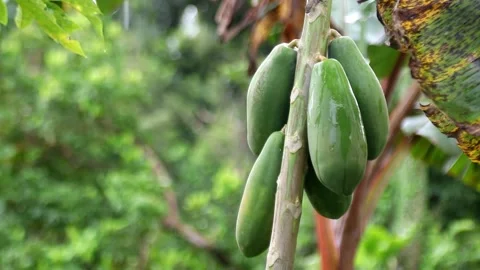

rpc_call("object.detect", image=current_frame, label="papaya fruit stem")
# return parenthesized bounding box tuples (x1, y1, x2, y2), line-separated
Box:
(328, 28, 342, 40)
(265, 0, 333, 269)
(313, 53, 327, 63)
(287, 39, 300, 49)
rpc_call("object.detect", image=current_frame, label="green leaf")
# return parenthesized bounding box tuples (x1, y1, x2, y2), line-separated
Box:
(61, 0, 104, 39)
(16, 0, 85, 56)
(402, 115, 479, 191)
(45, 2, 80, 34)
(463, 163, 480, 188)
(402, 115, 461, 155)
(446, 154, 470, 180)
(0, 0, 7, 25)
(14, 5, 34, 29)
(96, 0, 124, 15)
(367, 44, 401, 79)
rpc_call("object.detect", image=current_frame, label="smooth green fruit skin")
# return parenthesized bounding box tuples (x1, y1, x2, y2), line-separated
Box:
(304, 166, 352, 219)
(236, 132, 284, 257)
(307, 59, 368, 196)
(328, 36, 389, 160)
(247, 44, 296, 155)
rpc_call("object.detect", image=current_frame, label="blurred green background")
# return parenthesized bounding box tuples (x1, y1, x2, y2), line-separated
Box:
(0, 1, 479, 269)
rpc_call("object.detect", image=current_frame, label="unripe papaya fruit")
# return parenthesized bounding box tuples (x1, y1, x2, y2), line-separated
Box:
(328, 36, 389, 160)
(307, 59, 368, 196)
(304, 164, 352, 219)
(247, 43, 297, 155)
(236, 131, 284, 257)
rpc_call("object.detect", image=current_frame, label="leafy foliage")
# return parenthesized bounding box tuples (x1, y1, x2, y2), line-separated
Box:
(1, 0, 105, 56)
(0, 7, 322, 267)
(0, 1, 479, 269)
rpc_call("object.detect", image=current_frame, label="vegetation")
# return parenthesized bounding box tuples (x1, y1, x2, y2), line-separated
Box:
(0, 1, 478, 269)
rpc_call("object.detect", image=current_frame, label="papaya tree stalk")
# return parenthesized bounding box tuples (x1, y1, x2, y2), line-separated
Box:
(338, 82, 422, 270)
(315, 214, 339, 269)
(266, 1, 333, 269)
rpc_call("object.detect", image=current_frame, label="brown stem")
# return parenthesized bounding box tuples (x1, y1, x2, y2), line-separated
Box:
(381, 53, 407, 102)
(337, 78, 421, 270)
(363, 139, 410, 222)
(136, 232, 152, 270)
(142, 145, 240, 269)
(216, 0, 270, 42)
(368, 81, 422, 186)
(329, 20, 344, 35)
(337, 164, 371, 270)
(315, 214, 339, 270)
(361, 82, 422, 219)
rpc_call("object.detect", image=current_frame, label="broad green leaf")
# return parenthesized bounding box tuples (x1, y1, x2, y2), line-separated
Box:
(463, 163, 480, 188)
(14, 5, 33, 29)
(46, 2, 81, 34)
(96, 0, 124, 15)
(367, 44, 401, 79)
(0, 0, 7, 25)
(410, 137, 431, 160)
(377, 1, 480, 163)
(61, 0, 104, 39)
(16, 0, 85, 56)
(403, 115, 479, 191)
(446, 154, 470, 180)
(402, 115, 461, 155)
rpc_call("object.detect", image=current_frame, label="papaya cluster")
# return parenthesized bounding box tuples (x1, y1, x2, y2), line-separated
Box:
(235, 35, 389, 257)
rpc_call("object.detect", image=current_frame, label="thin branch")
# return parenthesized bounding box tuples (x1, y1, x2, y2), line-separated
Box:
(337, 82, 421, 270)
(141, 145, 241, 269)
(329, 19, 344, 36)
(337, 163, 371, 270)
(381, 52, 407, 102)
(315, 214, 339, 270)
(369, 81, 422, 185)
(216, 0, 271, 42)
(215, 0, 245, 39)
(136, 232, 153, 270)
(363, 139, 410, 222)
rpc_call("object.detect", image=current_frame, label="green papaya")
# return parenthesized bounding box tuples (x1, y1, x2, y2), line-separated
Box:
(247, 43, 297, 155)
(304, 165, 352, 219)
(307, 59, 368, 196)
(328, 36, 389, 160)
(235, 131, 284, 257)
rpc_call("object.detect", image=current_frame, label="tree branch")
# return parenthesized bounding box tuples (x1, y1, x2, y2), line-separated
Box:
(141, 145, 241, 269)
(266, 1, 333, 269)
(381, 52, 407, 102)
(315, 214, 338, 269)
(338, 82, 421, 270)
(363, 139, 410, 222)
(362, 83, 422, 220)
(337, 163, 371, 270)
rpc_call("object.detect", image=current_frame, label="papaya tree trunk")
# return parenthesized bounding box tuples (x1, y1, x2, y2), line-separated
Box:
(266, 1, 333, 269)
